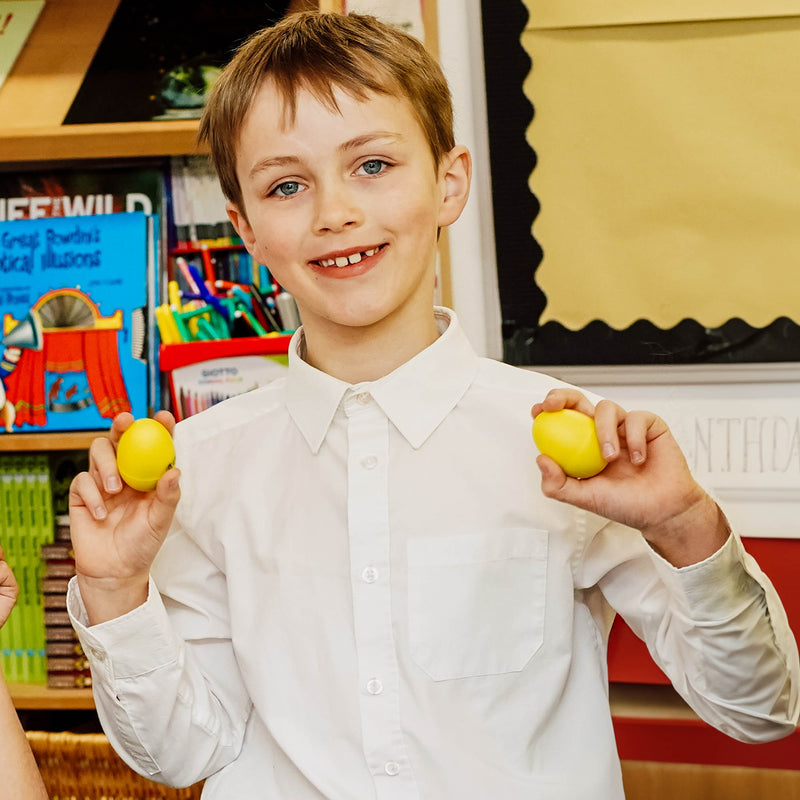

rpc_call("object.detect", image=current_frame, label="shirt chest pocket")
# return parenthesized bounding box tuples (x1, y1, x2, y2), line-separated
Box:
(407, 528, 548, 681)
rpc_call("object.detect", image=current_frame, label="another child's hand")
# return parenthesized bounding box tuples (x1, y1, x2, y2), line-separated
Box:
(0, 546, 19, 629)
(68, 411, 181, 624)
(532, 389, 729, 567)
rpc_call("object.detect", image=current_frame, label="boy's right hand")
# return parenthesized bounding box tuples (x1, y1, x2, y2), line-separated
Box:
(0, 546, 19, 629)
(69, 411, 181, 625)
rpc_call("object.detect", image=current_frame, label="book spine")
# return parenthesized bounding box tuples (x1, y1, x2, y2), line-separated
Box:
(0, 454, 55, 685)
(41, 515, 87, 688)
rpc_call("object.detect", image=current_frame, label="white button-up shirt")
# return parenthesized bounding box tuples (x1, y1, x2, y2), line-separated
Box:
(68, 308, 799, 799)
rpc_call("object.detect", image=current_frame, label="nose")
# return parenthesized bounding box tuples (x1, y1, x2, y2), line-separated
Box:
(312, 178, 364, 234)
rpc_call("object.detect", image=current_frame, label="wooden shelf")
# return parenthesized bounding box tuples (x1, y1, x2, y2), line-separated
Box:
(609, 682, 697, 721)
(0, 121, 206, 163)
(10, 683, 94, 711)
(0, 431, 105, 452)
(0, 0, 206, 163)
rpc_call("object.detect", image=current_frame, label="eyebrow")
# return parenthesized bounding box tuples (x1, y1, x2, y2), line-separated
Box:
(340, 131, 403, 152)
(248, 131, 404, 179)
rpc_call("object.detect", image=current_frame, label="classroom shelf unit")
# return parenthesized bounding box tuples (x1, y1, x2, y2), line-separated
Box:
(0, 0, 340, 163)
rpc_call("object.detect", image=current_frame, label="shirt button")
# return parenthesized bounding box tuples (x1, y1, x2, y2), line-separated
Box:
(361, 565, 378, 583)
(384, 761, 400, 776)
(89, 647, 105, 661)
(366, 678, 383, 695)
(361, 455, 378, 470)
(356, 392, 370, 405)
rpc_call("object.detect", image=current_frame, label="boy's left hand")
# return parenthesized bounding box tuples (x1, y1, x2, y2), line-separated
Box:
(0, 546, 18, 629)
(532, 388, 730, 568)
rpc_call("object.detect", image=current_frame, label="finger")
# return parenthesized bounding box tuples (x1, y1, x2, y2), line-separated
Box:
(89, 435, 123, 495)
(153, 409, 177, 436)
(620, 410, 664, 466)
(593, 399, 627, 462)
(109, 412, 135, 445)
(147, 468, 182, 536)
(69, 471, 109, 521)
(536, 454, 569, 497)
(537, 454, 605, 514)
(531, 388, 596, 419)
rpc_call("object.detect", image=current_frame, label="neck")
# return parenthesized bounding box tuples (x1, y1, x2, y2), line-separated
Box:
(302, 307, 441, 384)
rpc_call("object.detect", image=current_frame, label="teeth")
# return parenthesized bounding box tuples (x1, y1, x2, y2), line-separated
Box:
(318, 247, 378, 267)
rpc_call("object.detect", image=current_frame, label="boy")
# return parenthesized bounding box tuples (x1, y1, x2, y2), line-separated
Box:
(67, 11, 799, 799)
(0, 549, 49, 799)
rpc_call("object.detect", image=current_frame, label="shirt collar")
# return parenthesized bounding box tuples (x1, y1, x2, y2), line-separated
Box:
(286, 307, 479, 453)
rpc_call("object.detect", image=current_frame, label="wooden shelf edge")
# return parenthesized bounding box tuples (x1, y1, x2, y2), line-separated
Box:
(0, 431, 105, 452)
(0, 121, 208, 163)
(9, 683, 94, 711)
(610, 682, 699, 721)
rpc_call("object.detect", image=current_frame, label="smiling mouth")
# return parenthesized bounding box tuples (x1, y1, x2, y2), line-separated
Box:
(314, 244, 385, 268)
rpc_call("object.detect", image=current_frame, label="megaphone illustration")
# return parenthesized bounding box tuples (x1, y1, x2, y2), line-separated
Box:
(2, 310, 44, 351)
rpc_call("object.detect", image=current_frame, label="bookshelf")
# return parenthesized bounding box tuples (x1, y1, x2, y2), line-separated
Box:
(0, 0, 337, 162)
(0, 0, 199, 162)
(0, 0, 449, 726)
(0, 0, 336, 712)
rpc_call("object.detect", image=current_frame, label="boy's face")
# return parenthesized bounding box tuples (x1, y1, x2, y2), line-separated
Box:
(227, 79, 470, 343)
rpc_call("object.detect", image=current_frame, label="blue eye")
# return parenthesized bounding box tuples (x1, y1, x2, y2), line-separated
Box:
(360, 159, 386, 175)
(273, 181, 303, 197)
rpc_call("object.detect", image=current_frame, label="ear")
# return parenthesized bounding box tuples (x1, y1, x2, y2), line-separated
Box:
(226, 201, 258, 255)
(437, 145, 472, 228)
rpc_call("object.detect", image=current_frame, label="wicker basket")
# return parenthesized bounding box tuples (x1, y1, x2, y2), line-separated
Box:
(26, 731, 204, 800)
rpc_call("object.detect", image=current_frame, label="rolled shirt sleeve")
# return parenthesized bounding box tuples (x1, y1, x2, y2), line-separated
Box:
(589, 524, 800, 742)
(67, 576, 251, 786)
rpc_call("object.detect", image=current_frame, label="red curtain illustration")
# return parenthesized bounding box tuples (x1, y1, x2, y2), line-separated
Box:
(6, 329, 131, 427)
(4, 289, 131, 428)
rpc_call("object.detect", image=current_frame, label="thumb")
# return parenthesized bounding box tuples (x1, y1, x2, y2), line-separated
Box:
(147, 468, 181, 536)
(536, 455, 570, 500)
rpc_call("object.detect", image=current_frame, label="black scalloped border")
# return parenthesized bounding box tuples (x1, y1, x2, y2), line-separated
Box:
(480, 2, 800, 367)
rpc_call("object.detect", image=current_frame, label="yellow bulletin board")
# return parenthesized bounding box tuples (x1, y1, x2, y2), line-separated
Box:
(484, 2, 800, 365)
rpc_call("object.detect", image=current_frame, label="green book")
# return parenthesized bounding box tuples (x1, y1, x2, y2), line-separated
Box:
(0, 454, 54, 684)
(0, 457, 14, 681)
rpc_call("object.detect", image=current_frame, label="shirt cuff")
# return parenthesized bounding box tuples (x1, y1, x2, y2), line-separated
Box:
(647, 532, 763, 622)
(67, 575, 182, 679)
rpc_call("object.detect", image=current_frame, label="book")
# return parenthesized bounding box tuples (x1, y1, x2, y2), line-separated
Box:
(40, 515, 89, 689)
(46, 670, 92, 689)
(1, 211, 159, 432)
(0, 164, 164, 224)
(168, 156, 239, 249)
(0, 453, 53, 684)
(0, 166, 165, 421)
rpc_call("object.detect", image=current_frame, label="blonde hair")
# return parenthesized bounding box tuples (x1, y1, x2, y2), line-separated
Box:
(198, 11, 455, 215)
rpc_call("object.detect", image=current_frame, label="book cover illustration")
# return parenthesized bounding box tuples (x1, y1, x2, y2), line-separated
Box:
(0, 164, 163, 223)
(1, 212, 156, 433)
